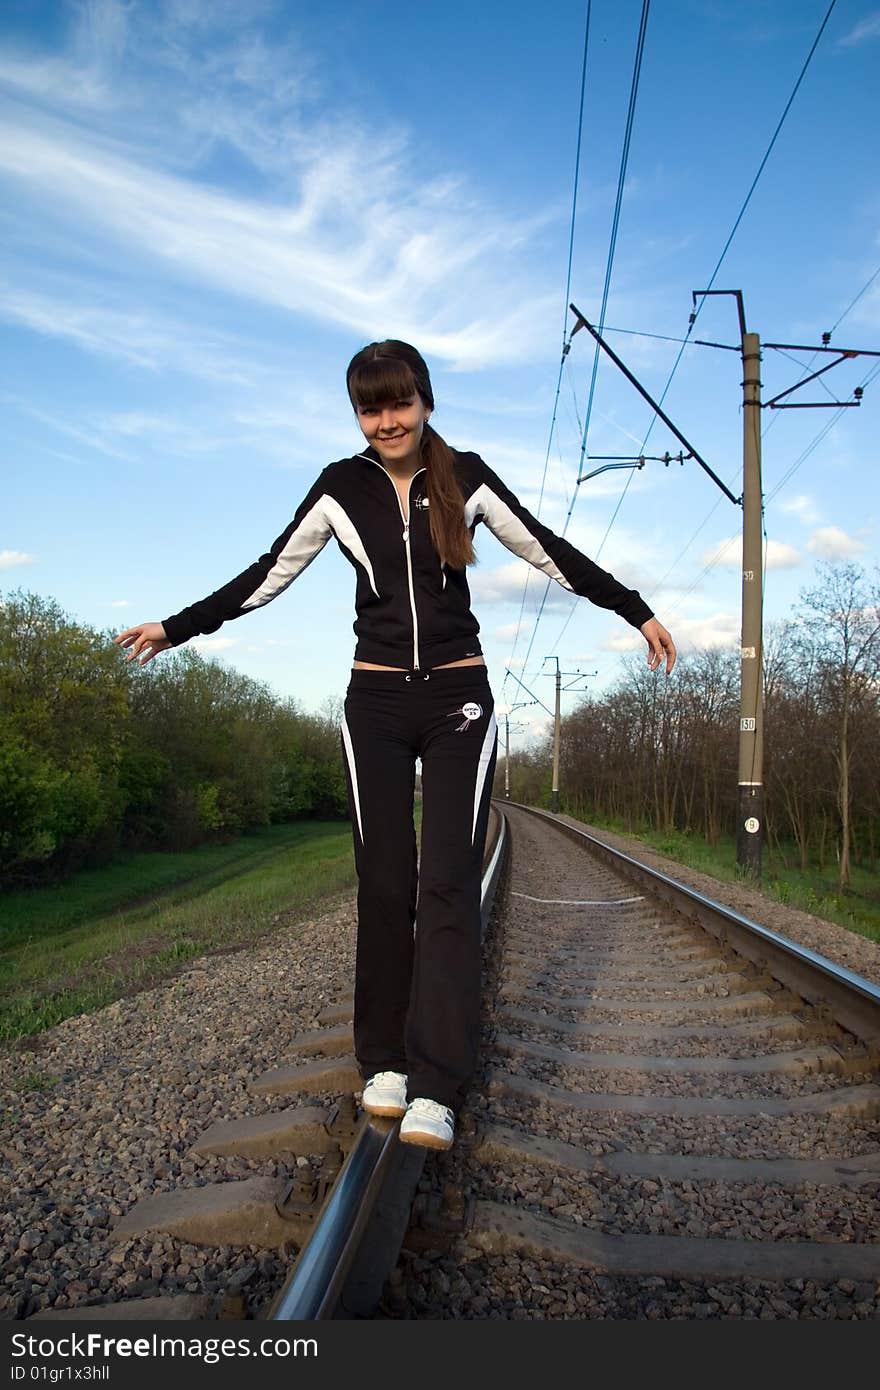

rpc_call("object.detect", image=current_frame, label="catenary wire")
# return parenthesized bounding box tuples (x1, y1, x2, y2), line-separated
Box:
(503, 1, 593, 693)
(513, 0, 652, 688)
(528, 0, 840, 676)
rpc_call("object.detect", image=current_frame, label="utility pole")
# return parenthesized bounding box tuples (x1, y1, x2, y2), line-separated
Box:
(501, 672, 550, 804)
(738, 328, 764, 877)
(549, 659, 561, 812)
(542, 658, 595, 814)
(504, 712, 511, 799)
(691, 291, 764, 878)
(567, 296, 877, 882)
(499, 705, 533, 798)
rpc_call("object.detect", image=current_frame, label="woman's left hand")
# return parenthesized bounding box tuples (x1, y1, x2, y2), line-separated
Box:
(640, 617, 676, 674)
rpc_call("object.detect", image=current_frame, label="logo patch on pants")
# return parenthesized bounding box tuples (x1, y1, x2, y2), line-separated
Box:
(448, 701, 483, 732)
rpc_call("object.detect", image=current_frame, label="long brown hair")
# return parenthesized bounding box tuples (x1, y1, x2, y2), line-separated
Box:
(346, 340, 477, 570)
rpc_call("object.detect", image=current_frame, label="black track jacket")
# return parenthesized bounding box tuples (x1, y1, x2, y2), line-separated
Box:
(161, 447, 654, 670)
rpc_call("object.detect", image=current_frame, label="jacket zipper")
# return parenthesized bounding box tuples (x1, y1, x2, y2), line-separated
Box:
(364, 457, 426, 670)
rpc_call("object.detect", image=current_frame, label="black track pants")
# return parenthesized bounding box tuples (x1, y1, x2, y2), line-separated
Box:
(340, 665, 498, 1112)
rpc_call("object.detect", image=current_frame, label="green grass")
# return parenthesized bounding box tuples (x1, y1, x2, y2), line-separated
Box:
(0, 821, 360, 1043)
(560, 808, 880, 946)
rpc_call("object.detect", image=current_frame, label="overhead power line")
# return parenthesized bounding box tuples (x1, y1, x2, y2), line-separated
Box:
(509, 0, 652, 691)
(692, 0, 839, 319)
(534, 0, 842, 671)
(504, 1, 593, 688)
(577, 0, 652, 466)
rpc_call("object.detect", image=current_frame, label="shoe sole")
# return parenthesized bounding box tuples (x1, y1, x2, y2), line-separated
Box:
(398, 1129, 453, 1151)
(362, 1101, 407, 1118)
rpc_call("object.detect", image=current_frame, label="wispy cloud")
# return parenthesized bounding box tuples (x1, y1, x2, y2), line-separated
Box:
(806, 525, 867, 559)
(0, 285, 261, 384)
(0, 5, 559, 372)
(3, 394, 137, 462)
(838, 13, 880, 46)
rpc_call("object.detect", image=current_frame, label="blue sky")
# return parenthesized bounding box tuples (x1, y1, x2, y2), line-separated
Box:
(2, 0, 878, 739)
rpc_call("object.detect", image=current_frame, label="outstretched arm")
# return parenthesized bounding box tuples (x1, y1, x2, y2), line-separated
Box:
(114, 468, 335, 663)
(162, 468, 334, 648)
(468, 456, 676, 672)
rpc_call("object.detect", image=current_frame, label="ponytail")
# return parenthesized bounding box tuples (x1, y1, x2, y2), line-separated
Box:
(421, 424, 477, 571)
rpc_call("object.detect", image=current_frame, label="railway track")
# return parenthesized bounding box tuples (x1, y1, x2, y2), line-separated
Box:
(14, 800, 880, 1321)
(386, 802, 880, 1320)
(14, 808, 505, 1323)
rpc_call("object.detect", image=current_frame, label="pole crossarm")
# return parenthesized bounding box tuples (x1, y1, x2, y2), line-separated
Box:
(568, 302, 741, 506)
(763, 344, 878, 410)
(763, 342, 880, 355)
(540, 671, 596, 689)
(504, 668, 554, 719)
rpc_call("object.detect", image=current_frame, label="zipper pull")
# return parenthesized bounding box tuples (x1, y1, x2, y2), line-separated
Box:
(403, 524, 409, 541)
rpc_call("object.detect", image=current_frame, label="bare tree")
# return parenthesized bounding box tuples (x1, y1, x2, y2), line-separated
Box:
(795, 563, 880, 890)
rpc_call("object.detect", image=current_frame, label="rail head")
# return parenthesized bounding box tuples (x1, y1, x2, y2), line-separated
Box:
(505, 801, 880, 1046)
(268, 806, 509, 1320)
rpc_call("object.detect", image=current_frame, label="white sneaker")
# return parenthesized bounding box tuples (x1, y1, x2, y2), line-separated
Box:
(399, 1097, 455, 1150)
(361, 1070, 408, 1118)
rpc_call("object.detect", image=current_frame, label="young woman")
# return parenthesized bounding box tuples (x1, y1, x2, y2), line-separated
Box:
(115, 340, 676, 1151)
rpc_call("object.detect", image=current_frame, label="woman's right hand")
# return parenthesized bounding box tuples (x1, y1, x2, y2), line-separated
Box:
(114, 622, 173, 666)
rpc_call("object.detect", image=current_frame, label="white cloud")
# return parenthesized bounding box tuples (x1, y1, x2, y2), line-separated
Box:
(763, 540, 803, 569)
(603, 628, 644, 653)
(806, 525, 867, 560)
(493, 622, 526, 641)
(700, 536, 802, 570)
(108, 600, 131, 608)
(0, 550, 37, 570)
(838, 13, 880, 46)
(604, 611, 739, 653)
(190, 636, 238, 651)
(469, 560, 574, 610)
(779, 493, 820, 525)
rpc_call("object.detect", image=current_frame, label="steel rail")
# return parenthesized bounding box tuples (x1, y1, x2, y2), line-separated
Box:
(506, 802, 880, 1049)
(268, 807, 509, 1320)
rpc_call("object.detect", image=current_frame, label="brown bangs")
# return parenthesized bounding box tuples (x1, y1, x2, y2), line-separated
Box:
(347, 356, 419, 410)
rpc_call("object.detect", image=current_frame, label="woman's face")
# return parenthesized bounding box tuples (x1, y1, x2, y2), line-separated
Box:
(355, 393, 431, 470)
